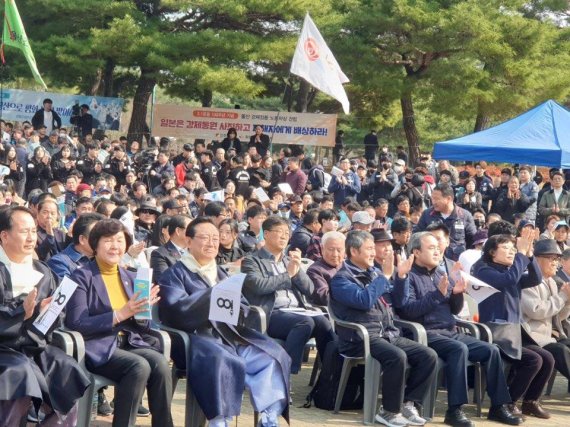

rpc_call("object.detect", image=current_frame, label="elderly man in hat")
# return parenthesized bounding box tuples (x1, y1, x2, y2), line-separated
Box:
(372, 229, 397, 275)
(306, 231, 345, 305)
(521, 239, 570, 416)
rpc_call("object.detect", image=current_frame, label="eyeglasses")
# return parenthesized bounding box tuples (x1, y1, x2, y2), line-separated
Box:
(194, 234, 220, 243)
(538, 255, 561, 262)
(139, 209, 156, 215)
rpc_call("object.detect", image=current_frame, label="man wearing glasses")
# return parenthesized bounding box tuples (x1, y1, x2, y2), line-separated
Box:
(241, 216, 336, 376)
(521, 239, 570, 416)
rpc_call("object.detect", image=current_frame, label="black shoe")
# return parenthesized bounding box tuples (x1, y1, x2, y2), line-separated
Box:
(137, 404, 150, 417)
(444, 407, 475, 427)
(97, 391, 113, 416)
(488, 405, 524, 425)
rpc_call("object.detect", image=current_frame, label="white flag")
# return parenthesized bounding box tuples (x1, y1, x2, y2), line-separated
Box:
(290, 13, 350, 114)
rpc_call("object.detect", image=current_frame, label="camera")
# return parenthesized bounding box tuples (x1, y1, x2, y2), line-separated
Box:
(133, 149, 157, 176)
(71, 102, 81, 117)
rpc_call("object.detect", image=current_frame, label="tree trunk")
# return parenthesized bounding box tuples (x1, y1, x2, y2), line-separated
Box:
(90, 68, 103, 96)
(400, 92, 421, 167)
(474, 112, 490, 132)
(103, 60, 115, 97)
(295, 78, 310, 113)
(127, 68, 156, 145)
(200, 89, 213, 107)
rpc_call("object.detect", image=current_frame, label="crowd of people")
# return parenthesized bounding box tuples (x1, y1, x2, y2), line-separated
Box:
(0, 109, 570, 427)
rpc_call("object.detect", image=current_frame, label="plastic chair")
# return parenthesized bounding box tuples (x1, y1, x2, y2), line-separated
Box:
(247, 305, 322, 387)
(424, 318, 488, 419)
(545, 366, 570, 395)
(328, 303, 433, 425)
(152, 305, 259, 427)
(20, 330, 78, 427)
(152, 304, 207, 427)
(65, 327, 171, 427)
(330, 313, 381, 425)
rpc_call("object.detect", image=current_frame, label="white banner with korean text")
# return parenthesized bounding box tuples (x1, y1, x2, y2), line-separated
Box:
(153, 104, 337, 147)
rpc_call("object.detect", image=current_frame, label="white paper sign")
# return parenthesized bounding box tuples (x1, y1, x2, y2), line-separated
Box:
(0, 165, 10, 177)
(119, 210, 135, 239)
(331, 166, 344, 177)
(33, 277, 79, 335)
(209, 273, 246, 326)
(254, 187, 270, 203)
(460, 271, 500, 304)
(278, 183, 294, 195)
(204, 190, 224, 202)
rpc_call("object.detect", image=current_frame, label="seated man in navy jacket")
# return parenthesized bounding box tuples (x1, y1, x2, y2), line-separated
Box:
(330, 230, 437, 427)
(241, 216, 336, 375)
(395, 231, 520, 427)
(159, 217, 290, 427)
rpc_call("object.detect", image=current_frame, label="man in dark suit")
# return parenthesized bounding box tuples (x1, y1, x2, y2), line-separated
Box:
(150, 215, 192, 283)
(31, 98, 62, 133)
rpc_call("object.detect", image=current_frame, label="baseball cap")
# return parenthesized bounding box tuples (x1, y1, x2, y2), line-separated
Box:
(473, 229, 488, 246)
(395, 159, 406, 167)
(290, 195, 302, 204)
(352, 211, 375, 225)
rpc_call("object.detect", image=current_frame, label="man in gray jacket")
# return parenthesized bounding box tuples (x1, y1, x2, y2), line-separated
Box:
(241, 216, 336, 374)
(522, 239, 570, 414)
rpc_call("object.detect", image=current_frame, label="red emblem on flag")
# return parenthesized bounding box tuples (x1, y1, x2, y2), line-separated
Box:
(304, 38, 319, 61)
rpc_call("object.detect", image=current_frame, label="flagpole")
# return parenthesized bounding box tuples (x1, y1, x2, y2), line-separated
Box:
(269, 72, 292, 156)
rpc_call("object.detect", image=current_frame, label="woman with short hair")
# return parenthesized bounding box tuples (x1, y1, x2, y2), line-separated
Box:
(473, 233, 554, 419)
(65, 219, 173, 427)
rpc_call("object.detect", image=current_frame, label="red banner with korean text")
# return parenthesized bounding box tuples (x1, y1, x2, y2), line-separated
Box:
(153, 105, 337, 147)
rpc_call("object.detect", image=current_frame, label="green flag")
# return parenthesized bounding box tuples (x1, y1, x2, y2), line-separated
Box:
(2, 0, 47, 89)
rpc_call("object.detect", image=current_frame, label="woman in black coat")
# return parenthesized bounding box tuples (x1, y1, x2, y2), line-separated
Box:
(26, 146, 53, 194)
(216, 219, 245, 265)
(50, 144, 76, 183)
(491, 176, 531, 224)
(220, 128, 242, 154)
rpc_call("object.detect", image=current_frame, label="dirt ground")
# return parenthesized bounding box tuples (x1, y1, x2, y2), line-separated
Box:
(89, 351, 570, 427)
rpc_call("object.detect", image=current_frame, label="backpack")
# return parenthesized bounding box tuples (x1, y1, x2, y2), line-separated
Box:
(304, 340, 364, 410)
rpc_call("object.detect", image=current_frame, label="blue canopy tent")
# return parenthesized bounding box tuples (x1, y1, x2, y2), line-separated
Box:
(433, 100, 570, 168)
